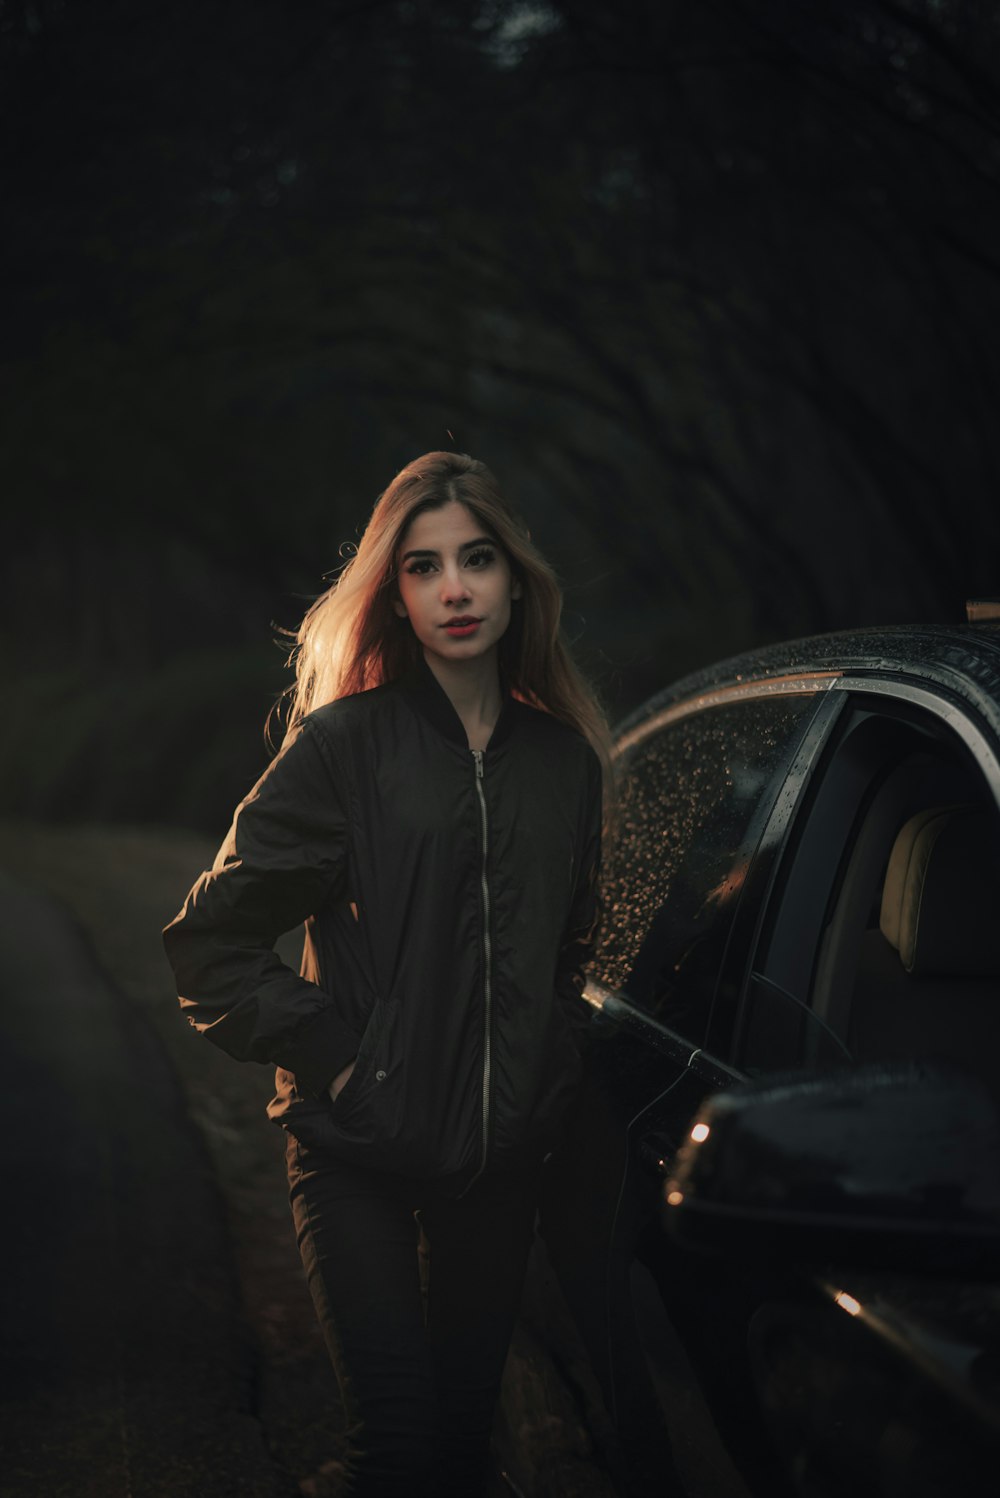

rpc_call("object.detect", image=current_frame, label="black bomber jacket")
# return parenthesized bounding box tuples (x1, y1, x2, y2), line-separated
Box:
(163, 660, 603, 1185)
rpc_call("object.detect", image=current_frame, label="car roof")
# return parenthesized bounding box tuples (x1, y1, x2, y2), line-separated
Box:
(615, 623, 1000, 745)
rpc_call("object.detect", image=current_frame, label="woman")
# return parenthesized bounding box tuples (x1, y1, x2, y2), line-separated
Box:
(163, 451, 610, 1497)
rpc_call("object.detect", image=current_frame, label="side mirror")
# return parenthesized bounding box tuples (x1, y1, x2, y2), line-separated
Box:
(663, 1062, 1000, 1276)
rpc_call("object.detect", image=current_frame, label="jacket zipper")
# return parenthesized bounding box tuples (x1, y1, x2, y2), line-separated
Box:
(463, 748, 493, 1193)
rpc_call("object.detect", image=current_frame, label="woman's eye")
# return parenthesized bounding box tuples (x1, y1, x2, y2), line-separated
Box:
(405, 559, 436, 576)
(466, 548, 496, 569)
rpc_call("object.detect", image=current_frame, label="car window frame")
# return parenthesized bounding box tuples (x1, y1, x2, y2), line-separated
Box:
(706, 687, 848, 1062)
(587, 672, 846, 1083)
(829, 676, 1000, 802)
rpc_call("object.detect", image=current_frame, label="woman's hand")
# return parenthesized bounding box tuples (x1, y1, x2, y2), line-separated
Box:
(328, 1058, 356, 1102)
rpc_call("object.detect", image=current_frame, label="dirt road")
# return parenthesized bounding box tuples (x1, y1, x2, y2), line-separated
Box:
(0, 869, 295, 1496)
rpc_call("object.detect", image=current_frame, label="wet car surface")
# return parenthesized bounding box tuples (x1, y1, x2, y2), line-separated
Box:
(540, 621, 1000, 1498)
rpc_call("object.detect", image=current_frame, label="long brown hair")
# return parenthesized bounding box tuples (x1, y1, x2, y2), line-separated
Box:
(280, 452, 612, 778)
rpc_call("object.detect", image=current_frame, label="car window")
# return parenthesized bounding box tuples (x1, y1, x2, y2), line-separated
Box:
(593, 693, 820, 1049)
(741, 702, 1000, 1103)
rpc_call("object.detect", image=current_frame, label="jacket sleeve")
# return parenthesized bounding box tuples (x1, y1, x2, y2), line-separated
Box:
(554, 748, 604, 1050)
(162, 715, 359, 1096)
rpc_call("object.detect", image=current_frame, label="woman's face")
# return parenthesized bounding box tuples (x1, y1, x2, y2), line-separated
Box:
(393, 501, 521, 669)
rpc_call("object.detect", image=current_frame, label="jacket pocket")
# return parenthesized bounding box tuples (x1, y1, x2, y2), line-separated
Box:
(329, 998, 398, 1120)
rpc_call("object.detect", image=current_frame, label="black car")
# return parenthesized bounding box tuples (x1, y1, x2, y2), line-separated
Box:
(535, 619, 1000, 1498)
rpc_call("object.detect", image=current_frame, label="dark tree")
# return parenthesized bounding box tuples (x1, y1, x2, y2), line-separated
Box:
(3, 0, 999, 826)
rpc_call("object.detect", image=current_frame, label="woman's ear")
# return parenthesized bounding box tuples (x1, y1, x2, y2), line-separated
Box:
(511, 576, 523, 601)
(392, 596, 408, 618)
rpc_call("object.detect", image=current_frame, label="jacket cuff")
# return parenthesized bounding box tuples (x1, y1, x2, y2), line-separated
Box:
(280, 1006, 363, 1098)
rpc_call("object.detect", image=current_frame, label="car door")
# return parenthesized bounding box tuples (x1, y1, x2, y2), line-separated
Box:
(723, 677, 1000, 1497)
(540, 674, 845, 1497)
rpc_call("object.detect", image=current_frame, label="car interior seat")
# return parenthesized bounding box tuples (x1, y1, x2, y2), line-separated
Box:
(809, 753, 946, 1050)
(848, 804, 1000, 1103)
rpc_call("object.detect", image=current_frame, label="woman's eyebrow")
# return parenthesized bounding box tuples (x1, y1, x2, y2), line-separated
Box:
(400, 536, 495, 563)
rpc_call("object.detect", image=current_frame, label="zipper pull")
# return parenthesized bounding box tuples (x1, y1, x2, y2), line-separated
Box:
(472, 749, 484, 778)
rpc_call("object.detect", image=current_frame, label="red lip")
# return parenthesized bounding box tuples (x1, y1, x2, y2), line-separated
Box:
(443, 616, 483, 636)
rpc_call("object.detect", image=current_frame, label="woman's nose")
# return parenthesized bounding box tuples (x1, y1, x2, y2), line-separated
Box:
(441, 569, 470, 605)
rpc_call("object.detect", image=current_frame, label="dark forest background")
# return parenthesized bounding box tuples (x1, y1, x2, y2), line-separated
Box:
(4, 0, 1000, 834)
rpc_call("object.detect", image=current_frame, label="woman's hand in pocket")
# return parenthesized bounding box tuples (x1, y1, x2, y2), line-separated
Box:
(328, 1058, 356, 1103)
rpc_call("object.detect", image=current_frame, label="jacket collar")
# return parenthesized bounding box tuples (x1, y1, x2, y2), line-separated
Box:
(398, 655, 515, 752)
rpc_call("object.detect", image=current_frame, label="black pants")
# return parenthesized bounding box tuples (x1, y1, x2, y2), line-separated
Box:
(286, 1137, 542, 1498)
